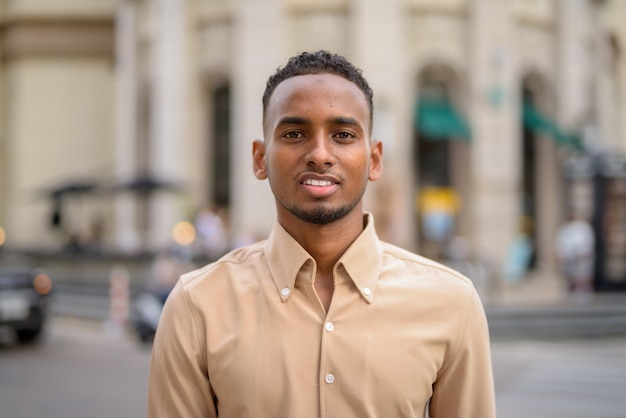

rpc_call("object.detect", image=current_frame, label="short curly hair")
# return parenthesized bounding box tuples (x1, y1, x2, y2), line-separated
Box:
(262, 50, 374, 127)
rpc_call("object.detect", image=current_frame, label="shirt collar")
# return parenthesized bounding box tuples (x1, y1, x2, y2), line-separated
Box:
(265, 212, 383, 304)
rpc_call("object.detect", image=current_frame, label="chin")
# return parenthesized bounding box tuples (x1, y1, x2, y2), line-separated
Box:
(290, 205, 353, 225)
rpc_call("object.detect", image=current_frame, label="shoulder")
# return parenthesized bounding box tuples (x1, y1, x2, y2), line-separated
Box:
(379, 240, 476, 296)
(381, 241, 472, 281)
(179, 241, 268, 290)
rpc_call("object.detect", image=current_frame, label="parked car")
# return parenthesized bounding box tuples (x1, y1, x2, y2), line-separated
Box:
(0, 266, 54, 343)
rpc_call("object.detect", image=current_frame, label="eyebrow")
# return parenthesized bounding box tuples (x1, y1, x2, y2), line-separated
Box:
(276, 116, 360, 127)
(276, 116, 308, 127)
(332, 116, 359, 126)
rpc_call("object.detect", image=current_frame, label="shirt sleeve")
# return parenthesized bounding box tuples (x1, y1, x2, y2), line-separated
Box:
(429, 287, 497, 418)
(147, 281, 217, 418)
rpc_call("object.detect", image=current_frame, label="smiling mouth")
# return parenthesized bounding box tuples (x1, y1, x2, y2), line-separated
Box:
(302, 179, 335, 187)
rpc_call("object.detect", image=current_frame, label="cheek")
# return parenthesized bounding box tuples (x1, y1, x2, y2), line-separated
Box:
(345, 153, 370, 174)
(265, 153, 291, 183)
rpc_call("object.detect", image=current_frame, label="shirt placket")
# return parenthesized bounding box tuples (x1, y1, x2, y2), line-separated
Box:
(318, 267, 351, 418)
(318, 304, 335, 418)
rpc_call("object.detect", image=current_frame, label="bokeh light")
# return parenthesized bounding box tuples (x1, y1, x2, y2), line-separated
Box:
(171, 221, 196, 246)
(33, 273, 53, 295)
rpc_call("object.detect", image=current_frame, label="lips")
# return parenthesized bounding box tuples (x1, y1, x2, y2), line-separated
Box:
(299, 174, 340, 198)
(299, 173, 339, 184)
(303, 178, 334, 187)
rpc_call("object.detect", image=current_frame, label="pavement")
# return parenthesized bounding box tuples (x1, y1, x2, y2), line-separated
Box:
(481, 272, 626, 339)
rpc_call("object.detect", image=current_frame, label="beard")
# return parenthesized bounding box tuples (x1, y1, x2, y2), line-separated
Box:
(285, 203, 355, 225)
(275, 184, 367, 225)
(266, 165, 367, 225)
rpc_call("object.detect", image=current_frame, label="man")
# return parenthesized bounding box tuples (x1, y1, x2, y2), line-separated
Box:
(556, 213, 595, 297)
(147, 50, 496, 417)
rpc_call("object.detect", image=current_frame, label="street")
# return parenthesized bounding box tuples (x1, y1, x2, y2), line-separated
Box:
(1, 317, 626, 417)
(0, 318, 151, 418)
(492, 337, 626, 418)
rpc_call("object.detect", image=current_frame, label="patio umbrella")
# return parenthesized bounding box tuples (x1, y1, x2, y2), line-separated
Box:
(111, 176, 184, 194)
(108, 176, 186, 249)
(39, 180, 102, 199)
(34, 180, 103, 228)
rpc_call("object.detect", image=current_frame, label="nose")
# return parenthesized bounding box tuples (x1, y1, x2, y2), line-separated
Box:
(305, 134, 335, 168)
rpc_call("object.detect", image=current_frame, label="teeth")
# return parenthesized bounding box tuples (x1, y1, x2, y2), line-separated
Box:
(304, 179, 333, 186)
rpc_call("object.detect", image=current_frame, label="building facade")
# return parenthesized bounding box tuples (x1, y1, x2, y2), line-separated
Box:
(1, 0, 625, 288)
(0, 0, 117, 249)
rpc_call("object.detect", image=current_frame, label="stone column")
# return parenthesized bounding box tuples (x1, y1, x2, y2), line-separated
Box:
(556, 0, 591, 130)
(544, 0, 592, 271)
(351, 0, 412, 248)
(149, 0, 192, 249)
(618, 2, 626, 151)
(0, 6, 5, 228)
(230, 0, 285, 244)
(468, 0, 519, 278)
(114, 1, 140, 251)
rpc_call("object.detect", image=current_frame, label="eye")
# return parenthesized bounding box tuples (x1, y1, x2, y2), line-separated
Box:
(333, 131, 355, 141)
(283, 131, 304, 139)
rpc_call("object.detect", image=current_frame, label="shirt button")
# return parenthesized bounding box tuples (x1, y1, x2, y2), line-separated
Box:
(281, 288, 290, 297)
(325, 322, 335, 332)
(325, 373, 335, 384)
(362, 287, 372, 296)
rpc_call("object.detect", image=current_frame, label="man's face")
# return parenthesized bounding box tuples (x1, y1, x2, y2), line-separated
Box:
(253, 73, 382, 225)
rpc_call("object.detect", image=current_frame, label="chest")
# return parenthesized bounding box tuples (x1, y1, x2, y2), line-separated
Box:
(204, 282, 450, 417)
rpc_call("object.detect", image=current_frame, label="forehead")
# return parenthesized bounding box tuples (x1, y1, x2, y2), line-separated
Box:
(265, 73, 370, 124)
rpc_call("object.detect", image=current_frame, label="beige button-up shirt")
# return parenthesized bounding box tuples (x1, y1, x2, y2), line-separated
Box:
(147, 213, 496, 417)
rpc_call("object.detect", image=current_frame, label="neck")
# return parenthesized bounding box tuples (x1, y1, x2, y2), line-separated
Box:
(279, 210, 365, 275)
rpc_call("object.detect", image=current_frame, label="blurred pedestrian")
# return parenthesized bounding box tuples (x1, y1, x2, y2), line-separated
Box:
(416, 185, 460, 260)
(194, 204, 228, 259)
(503, 215, 534, 284)
(147, 50, 495, 418)
(556, 213, 595, 298)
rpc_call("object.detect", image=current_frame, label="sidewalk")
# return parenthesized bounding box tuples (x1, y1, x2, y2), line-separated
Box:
(483, 270, 626, 308)
(482, 271, 565, 307)
(481, 272, 626, 339)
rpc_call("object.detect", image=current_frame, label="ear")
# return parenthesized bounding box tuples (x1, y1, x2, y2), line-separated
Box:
(368, 139, 383, 181)
(252, 140, 268, 180)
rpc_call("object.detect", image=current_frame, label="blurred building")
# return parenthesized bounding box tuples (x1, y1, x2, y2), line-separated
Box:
(0, 0, 117, 250)
(0, 0, 625, 289)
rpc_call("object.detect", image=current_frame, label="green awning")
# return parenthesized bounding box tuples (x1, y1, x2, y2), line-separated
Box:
(522, 101, 583, 151)
(415, 96, 471, 141)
